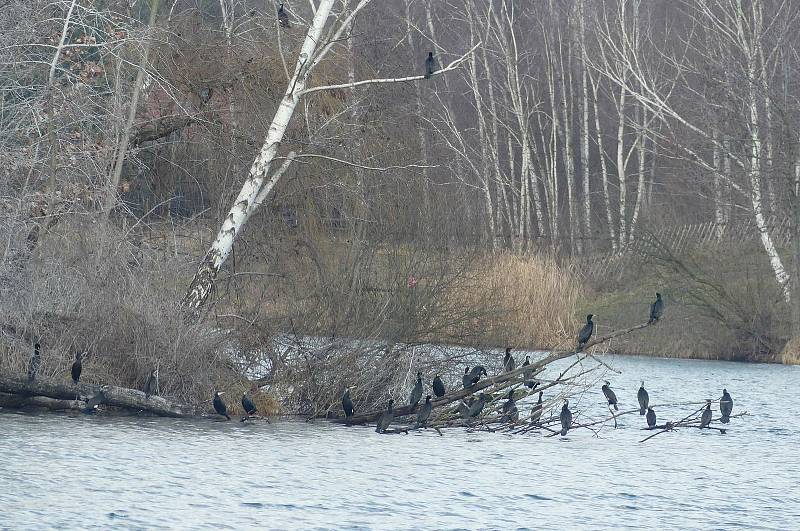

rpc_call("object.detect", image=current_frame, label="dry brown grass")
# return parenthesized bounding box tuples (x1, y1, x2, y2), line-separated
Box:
(449, 252, 580, 350)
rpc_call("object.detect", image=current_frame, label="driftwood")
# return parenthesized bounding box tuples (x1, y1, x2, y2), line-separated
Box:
(337, 321, 657, 426)
(0, 392, 85, 411)
(0, 373, 197, 418)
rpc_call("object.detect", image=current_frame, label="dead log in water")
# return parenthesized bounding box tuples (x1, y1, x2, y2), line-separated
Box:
(0, 373, 197, 418)
(0, 392, 86, 411)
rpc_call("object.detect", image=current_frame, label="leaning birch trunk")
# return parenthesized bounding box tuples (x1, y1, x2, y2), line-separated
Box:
(182, 1, 335, 310)
(578, 0, 591, 252)
(742, 1, 790, 302)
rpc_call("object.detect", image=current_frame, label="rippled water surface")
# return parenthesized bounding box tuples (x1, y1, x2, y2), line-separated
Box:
(2, 355, 799, 530)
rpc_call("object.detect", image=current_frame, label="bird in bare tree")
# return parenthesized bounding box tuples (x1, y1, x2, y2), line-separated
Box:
(560, 400, 573, 436)
(646, 407, 657, 429)
(501, 388, 518, 422)
(719, 389, 733, 423)
(531, 391, 543, 425)
(278, 3, 289, 28)
(699, 401, 712, 428)
(432, 375, 445, 398)
(503, 347, 515, 373)
(424, 52, 436, 79)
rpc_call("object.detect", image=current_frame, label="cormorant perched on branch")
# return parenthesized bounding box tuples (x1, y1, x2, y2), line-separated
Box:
(646, 406, 657, 428)
(417, 395, 432, 428)
(560, 400, 572, 436)
(375, 399, 394, 433)
(637, 381, 649, 415)
(432, 375, 446, 398)
(522, 355, 537, 389)
(409, 371, 423, 411)
(602, 381, 618, 411)
(342, 388, 354, 418)
(278, 3, 289, 28)
(503, 347, 515, 373)
(144, 370, 157, 398)
(71, 352, 83, 385)
(424, 52, 436, 79)
(501, 389, 518, 422)
(530, 391, 543, 425)
(242, 393, 258, 416)
(467, 393, 488, 418)
(719, 389, 733, 423)
(213, 391, 230, 420)
(699, 401, 712, 428)
(649, 292, 664, 323)
(577, 314, 594, 350)
(462, 366, 486, 388)
(28, 343, 41, 383)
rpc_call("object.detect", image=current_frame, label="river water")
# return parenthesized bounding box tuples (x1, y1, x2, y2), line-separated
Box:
(1, 355, 798, 530)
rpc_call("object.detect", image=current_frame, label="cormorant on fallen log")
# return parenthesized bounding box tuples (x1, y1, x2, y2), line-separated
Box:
(342, 387, 354, 418)
(502, 388, 518, 422)
(522, 355, 537, 389)
(638, 381, 649, 415)
(462, 367, 472, 389)
(213, 391, 230, 420)
(469, 366, 487, 384)
(241, 393, 258, 416)
(28, 343, 41, 383)
(531, 391, 543, 425)
(433, 375, 445, 398)
(602, 381, 618, 411)
(417, 395, 432, 428)
(71, 352, 83, 385)
(144, 370, 157, 398)
(82, 390, 107, 414)
(649, 292, 664, 323)
(503, 347, 515, 373)
(646, 406, 656, 429)
(424, 52, 435, 79)
(577, 314, 594, 350)
(467, 393, 488, 418)
(409, 371, 423, 411)
(376, 399, 394, 433)
(278, 3, 289, 28)
(699, 401, 712, 428)
(560, 400, 572, 436)
(719, 389, 733, 423)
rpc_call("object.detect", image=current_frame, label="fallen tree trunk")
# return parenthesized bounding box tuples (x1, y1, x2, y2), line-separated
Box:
(0, 373, 197, 418)
(0, 392, 85, 411)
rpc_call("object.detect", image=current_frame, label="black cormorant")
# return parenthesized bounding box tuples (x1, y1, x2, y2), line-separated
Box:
(342, 387, 354, 417)
(433, 375, 446, 398)
(376, 399, 394, 433)
(71, 352, 83, 385)
(560, 400, 572, 436)
(242, 393, 258, 416)
(530, 391, 543, 425)
(467, 365, 487, 385)
(501, 389, 518, 422)
(462, 366, 473, 389)
(719, 389, 733, 423)
(213, 391, 231, 420)
(601, 381, 618, 411)
(467, 393, 488, 417)
(577, 314, 594, 350)
(646, 406, 656, 428)
(417, 395, 432, 427)
(409, 371, 423, 411)
(637, 381, 649, 415)
(424, 52, 435, 79)
(649, 292, 664, 323)
(699, 401, 712, 428)
(144, 370, 157, 398)
(28, 343, 41, 383)
(278, 3, 289, 27)
(522, 355, 537, 389)
(503, 347, 515, 373)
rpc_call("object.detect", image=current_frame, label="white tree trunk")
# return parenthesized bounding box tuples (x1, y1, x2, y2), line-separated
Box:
(183, 0, 336, 310)
(578, 0, 591, 252)
(590, 74, 618, 253)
